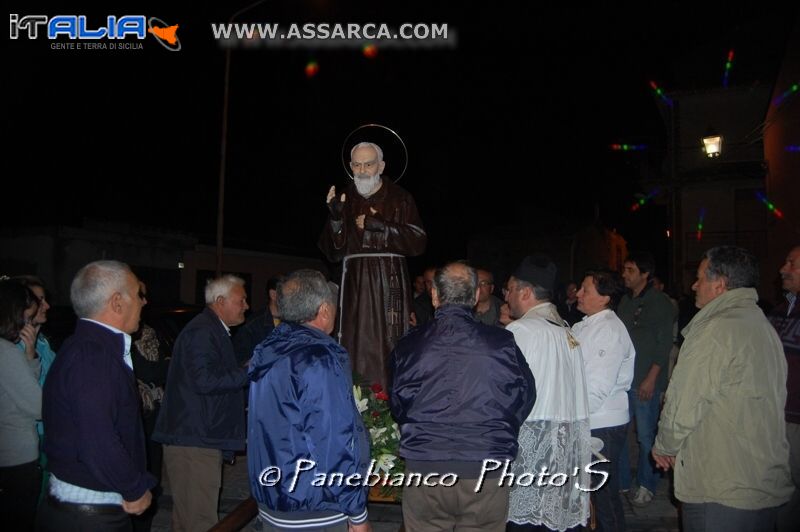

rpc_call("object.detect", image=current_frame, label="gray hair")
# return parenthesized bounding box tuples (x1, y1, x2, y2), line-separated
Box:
(350, 141, 384, 162)
(433, 262, 478, 307)
(205, 275, 245, 305)
(278, 269, 336, 323)
(71, 260, 133, 318)
(701, 245, 759, 290)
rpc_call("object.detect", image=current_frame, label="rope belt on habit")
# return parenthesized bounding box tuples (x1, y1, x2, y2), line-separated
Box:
(47, 494, 125, 515)
(337, 253, 404, 344)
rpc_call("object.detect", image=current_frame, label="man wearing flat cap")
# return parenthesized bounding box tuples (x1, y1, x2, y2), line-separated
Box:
(504, 254, 591, 530)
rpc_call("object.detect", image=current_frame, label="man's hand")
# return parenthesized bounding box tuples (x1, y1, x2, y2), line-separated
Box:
(122, 490, 152, 515)
(499, 303, 513, 326)
(638, 375, 656, 401)
(18, 323, 38, 359)
(356, 214, 366, 229)
(348, 522, 372, 532)
(652, 450, 675, 471)
(326, 186, 346, 220)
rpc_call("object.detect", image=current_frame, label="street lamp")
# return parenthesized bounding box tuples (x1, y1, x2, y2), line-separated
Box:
(216, 0, 267, 276)
(702, 133, 723, 158)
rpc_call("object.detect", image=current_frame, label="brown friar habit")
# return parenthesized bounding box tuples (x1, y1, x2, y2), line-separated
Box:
(318, 178, 426, 388)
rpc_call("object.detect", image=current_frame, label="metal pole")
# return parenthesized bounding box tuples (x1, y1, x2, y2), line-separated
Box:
(670, 101, 682, 293)
(216, 46, 232, 277)
(215, 0, 267, 276)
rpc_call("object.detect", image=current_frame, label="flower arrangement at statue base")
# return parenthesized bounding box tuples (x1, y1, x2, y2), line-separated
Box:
(353, 380, 404, 502)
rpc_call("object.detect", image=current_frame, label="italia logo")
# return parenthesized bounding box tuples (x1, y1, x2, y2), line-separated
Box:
(9, 14, 181, 51)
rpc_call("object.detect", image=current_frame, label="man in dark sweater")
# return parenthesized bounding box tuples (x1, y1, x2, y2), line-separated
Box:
(616, 252, 674, 506)
(390, 262, 536, 530)
(39, 260, 156, 532)
(771, 245, 800, 531)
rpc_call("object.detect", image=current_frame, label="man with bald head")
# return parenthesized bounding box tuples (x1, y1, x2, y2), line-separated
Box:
(390, 262, 535, 530)
(319, 141, 426, 387)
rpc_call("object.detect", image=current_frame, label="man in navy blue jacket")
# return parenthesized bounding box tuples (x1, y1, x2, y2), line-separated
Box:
(39, 260, 156, 532)
(390, 262, 536, 531)
(247, 269, 371, 531)
(153, 275, 250, 532)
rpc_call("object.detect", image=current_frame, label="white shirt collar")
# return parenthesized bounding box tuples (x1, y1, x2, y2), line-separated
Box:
(218, 317, 231, 335)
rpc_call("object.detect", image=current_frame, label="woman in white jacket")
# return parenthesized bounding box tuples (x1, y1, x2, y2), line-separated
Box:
(572, 269, 635, 532)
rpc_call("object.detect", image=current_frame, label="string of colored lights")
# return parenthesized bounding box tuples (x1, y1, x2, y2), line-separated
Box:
(773, 82, 798, 106)
(305, 61, 319, 78)
(722, 50, 734, 88)
(630, 187, 660, 212)
(649, 80, 673, 107)
(610, 144, 647, 151)
(307, 45, 378, 77)
(696, 207, 707, 240)
(755, 191, 784, 219)
(363, 44, 378, 58)
(786, 145, 800, 152)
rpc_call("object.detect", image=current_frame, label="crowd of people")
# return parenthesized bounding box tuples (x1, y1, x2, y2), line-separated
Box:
(0, 139, 796, 532)
(0, 243, 796, 531)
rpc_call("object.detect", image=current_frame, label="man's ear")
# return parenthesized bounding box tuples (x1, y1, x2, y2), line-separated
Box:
(431, 287, 440, 308)
(715, 276, 729, 295)
(519, 285, 531, 302)
(111, 291, 124, 314)
(378, 160, 386, 175)
(473, 290, 480, 307)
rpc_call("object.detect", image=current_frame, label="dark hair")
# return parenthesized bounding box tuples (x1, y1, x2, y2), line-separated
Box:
(584, 269, 626, 310)
(476, 268, 495, 284)
(625, 252, 656, 278)
(267, 276, 283, 292)
(701, 246, 759, 290)
(433, 262, 478, 307)
(0, 280, 39, 342)
(11, 275, 45, 291)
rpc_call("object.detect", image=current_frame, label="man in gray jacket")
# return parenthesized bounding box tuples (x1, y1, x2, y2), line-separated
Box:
(653, 246, 792, 531)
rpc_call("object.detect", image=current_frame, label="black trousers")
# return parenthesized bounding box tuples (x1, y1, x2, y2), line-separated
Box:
(682, 502, 779, 532)
(36, 495, 132, 532)
(0, 459, 41, 531)
(591, 423, 628, 532)
(132, 408, 162, 532)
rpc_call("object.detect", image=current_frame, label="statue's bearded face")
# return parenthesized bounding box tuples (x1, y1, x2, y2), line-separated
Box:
(350, 145, 385, 197)
(354, 173, 381, 197)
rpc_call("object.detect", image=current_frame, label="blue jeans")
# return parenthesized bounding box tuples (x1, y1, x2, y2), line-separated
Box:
(618, 389, 662, 492)
(591, 424, 628, 532)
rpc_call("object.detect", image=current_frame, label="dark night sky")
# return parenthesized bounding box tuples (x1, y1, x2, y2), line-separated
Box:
(5, 2, 798, 269)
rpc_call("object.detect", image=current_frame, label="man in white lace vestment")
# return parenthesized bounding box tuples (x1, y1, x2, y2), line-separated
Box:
(504, 254, 591, 531)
